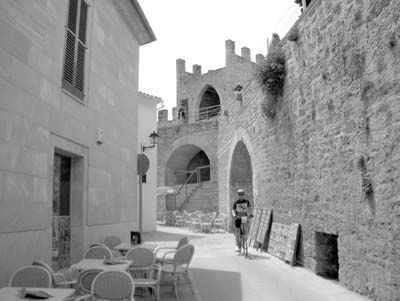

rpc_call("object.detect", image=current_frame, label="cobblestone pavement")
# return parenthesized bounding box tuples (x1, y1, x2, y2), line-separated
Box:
(141, 225, 370, 301)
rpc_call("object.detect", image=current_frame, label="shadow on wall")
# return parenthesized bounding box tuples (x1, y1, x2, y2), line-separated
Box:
(191, 268, 242, 301)
(141, 228, 206, 242)
(296, 225, 304, 267)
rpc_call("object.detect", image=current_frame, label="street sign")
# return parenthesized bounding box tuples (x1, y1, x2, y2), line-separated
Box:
(137, 153, 150, 175)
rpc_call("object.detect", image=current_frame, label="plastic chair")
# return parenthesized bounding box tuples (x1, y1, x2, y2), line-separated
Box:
(77, 270, 135, 301)
(9, 265, 52, 288)
(165, 211, 176, 226)
(155, 236, 189, 265)
(32, 260, 76, 288)
(84, 245, 113, 259)
(200, 214, 213, 232)
(188, 213, 201, 232)
(174, 211, 185, 227)
(161, 244, 195, 299)
(183, 212, 191, 227)
(214, 213, 228, 232)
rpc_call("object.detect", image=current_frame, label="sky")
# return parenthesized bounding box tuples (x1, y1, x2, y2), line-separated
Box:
(138, 0, 301, 112)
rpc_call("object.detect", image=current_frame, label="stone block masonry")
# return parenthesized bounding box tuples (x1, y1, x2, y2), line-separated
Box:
(217, 0, 400, 300)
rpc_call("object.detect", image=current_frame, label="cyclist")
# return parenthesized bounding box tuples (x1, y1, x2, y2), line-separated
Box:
(232, 188, 251, 253)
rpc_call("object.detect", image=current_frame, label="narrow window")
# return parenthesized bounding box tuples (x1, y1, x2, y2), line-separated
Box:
(142, 174, 147, 183)
(62, 0, 89, 101)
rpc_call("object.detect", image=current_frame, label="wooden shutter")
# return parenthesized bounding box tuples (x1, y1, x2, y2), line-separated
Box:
(62, 0, 89, 101)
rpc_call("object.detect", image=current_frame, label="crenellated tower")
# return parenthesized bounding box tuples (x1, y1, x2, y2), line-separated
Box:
(157, 39, 263, 213)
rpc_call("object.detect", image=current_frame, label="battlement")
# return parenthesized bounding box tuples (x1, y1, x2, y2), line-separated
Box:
(176, 39, 264, 79)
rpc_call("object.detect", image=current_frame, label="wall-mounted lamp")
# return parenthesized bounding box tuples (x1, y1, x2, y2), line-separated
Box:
(142, 131, 159, 152)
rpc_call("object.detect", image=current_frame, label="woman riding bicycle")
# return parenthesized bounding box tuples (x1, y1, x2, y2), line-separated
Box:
(232, 188, 251, 253)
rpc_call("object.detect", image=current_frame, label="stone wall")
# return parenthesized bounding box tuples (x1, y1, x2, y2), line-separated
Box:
(157, 120, 219, 214)
(218, 0, 400, 299)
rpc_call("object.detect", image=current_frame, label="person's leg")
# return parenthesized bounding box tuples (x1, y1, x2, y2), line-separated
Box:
(235, 227, 241, 251)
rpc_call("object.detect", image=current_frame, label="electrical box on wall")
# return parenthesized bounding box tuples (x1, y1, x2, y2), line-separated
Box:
(96, 128, 104, 144)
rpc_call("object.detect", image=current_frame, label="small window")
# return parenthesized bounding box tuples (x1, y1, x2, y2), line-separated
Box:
(142, 174, 147, 183)
(62, 0, 89, 101)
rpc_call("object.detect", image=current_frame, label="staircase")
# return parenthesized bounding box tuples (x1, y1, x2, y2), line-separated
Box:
(174, 181, 218, 212)
(173, 183, 202, 210)
(166, 166, 219, 212)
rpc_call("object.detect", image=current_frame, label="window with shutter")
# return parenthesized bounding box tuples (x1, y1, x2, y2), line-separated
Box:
(62, 0, 89, 101)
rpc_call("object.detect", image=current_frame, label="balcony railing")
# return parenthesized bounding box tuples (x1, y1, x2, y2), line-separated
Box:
(196, 105, 221, 120)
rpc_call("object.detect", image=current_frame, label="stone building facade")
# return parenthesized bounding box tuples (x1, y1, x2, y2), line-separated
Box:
(0, 0, 155, 286)
(157, 41, 260, 212)
(159, 0, 400, 299)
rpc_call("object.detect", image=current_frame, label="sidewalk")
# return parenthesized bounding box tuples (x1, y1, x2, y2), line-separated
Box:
(142, 225, 370, 301)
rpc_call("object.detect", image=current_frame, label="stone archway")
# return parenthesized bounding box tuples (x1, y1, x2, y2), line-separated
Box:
(197, 85, 221, 120)
(165, 144, 211, 186)
(226, 128, 256, 217)
(229, 141, 254, 211)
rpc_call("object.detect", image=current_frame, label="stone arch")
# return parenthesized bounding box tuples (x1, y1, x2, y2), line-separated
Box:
(226, 128, 256, 213)
(196, 84, 221, 120)
(165, 144, 211, 186)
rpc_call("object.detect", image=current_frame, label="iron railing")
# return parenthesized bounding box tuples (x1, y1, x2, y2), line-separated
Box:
(173, 165, 210, 210)
(196, 105, 221, 120)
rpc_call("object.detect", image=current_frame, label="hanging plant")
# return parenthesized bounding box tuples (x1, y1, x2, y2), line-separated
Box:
(357, 155, 374, 195)
(256, 45, 286, 118)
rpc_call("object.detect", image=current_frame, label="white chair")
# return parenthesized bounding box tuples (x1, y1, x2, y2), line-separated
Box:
(75, 270, 135, 301)
(174, 212, 186, 227)
(32, 260, 76, 288)
(188, 213, 201, 232)
(76, 268, 104, 295)
(103, 235, 122, 249)
(161, 244, 195, 299)
(126, 247, 155, 278)
(200, 214, 213, 232)
(9, 265, 52, 288)
(84, 245, 113, 259)
(214, 213, 228, 232)
(103, 235, 124, 258)
(125, 247, 162, 301)
(155, 236, 189, 265)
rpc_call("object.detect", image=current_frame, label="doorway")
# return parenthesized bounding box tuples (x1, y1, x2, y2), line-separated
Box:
(52, 153, 72, 270)
(315, 231, 339, 280)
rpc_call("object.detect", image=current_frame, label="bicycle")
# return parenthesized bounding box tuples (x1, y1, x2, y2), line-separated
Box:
(238, 215, 253, 258)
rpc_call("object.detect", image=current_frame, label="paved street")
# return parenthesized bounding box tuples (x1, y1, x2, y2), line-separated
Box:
(143, 225, 370, 301)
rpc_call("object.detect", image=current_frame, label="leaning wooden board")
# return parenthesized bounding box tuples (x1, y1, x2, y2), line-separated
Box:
(255, 209, 272, 249)
(248, 207, 262, 245)
(268, 222, 300, 266)
(284, 223, 300, 265)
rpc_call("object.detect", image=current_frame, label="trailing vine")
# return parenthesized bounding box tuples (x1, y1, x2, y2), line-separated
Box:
(255, 34, 286, 118)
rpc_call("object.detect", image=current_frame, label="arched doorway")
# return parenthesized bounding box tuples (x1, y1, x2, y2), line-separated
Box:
(165, 144, 211, 186)
(229, 141, 254, 213)
(198, 85, 221, 120)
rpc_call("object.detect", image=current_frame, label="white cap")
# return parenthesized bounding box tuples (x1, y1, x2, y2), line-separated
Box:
(237, 189, 245, 195)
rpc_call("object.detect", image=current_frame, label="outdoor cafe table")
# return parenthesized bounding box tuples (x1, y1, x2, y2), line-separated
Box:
(0, 287, 75, 301)
(70, 259, 133, 271)
(114, 243, 158, 256)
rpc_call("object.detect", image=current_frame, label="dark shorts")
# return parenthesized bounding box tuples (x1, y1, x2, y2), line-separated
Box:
(235, 217, 241, 228)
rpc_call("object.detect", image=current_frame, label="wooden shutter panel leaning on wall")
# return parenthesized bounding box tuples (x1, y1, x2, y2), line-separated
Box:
(62, 0, 89, 101)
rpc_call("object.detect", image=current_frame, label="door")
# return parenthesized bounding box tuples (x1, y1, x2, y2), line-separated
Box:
(52, 153, 72, 270)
